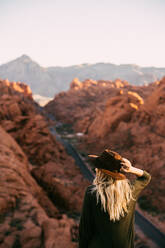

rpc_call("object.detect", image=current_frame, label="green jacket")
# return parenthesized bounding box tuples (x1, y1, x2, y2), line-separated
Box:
(78, 171, 151, 248)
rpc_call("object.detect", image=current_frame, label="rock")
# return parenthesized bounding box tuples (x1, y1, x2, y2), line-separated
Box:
(42, 216, 77, 248)
(45, 78, 152, 133)
(20, 226, 42, 248)
(32, 160, 89, 213)
(0, 125, 57, 247)
(0, 79, 89, 247)
(0, 124, 79, 247)
(0, 79, 32, 99)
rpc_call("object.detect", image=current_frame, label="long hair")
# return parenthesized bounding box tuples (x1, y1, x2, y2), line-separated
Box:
(91, 169, 134, 222)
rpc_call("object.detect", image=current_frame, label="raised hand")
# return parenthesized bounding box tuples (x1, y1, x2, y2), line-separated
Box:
(120, 158, 133, 173)
(120, 158, 144, 177)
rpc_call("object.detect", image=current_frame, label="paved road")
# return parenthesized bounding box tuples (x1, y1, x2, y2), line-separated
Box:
(49, 123, 165, 248)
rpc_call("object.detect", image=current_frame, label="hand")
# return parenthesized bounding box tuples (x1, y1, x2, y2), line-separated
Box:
(121, 158, 144, 177)
(120, 158, 133, 173)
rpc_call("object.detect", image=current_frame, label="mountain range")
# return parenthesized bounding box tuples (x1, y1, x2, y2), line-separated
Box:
(0, 54, 165, 97)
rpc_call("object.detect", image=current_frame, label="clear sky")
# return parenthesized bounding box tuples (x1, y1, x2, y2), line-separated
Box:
(0, 0, 165, 67)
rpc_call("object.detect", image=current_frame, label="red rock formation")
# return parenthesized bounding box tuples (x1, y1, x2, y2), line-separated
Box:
(0, 79, 89, 212)
(45, 79, 129, 133)
(45, 77, 165, 226)
(45, 78, 154, 133)
(0, 79, 32, 99)
(0, 79, 89, 247)
(0, 125, 78, 248)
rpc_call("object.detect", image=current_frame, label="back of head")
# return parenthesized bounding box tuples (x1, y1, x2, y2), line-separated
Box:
(92, 169, 134, 222)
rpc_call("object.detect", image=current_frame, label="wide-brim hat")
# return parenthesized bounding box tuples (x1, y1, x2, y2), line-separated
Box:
(88, 149, 126, 180)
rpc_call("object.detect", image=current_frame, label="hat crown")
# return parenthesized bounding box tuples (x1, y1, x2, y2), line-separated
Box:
(89, 149, 123, 172)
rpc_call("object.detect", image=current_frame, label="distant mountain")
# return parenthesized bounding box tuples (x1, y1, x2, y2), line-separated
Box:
(0, 54, 165, 97)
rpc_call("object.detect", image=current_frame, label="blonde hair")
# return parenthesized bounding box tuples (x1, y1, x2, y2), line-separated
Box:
(91, 169, 134, 222)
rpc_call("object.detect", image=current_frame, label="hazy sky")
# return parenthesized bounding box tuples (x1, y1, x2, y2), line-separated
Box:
(0, 0, 165, 67)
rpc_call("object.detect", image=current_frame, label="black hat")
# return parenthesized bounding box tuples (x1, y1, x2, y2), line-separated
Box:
(88, 149, 125, 180)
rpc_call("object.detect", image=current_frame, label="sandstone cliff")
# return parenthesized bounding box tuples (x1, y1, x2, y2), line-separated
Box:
(0, 125, 78, 248)
(0, 79, 89, 247)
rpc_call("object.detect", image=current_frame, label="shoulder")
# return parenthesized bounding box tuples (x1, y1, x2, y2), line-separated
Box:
(87, 184, 95, 190)
(84, 185, 96, 198)
(86, 184, 96, 192)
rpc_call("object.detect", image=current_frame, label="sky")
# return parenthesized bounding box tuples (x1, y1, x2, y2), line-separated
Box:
(0, 0, 165, 67)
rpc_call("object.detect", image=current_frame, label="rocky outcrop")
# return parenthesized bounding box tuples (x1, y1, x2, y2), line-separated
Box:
(0, 79, 89, 212)
(45, 77, 165, 223)
(0, 79, 89, 247)
(45, 79, 128, 126)
(45, 78, 154, 133)
(0, 78, 32, 99)
(84, 90, 144, 142)
(0, 126, 78, 248)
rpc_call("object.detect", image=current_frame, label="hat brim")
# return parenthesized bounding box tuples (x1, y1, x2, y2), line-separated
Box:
(88, 154, 126, 180)
(88, 154, 99, 158)
(88, 154, 99, 163)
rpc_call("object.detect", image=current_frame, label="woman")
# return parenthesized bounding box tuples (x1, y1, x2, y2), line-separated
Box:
(78, 149, 151, 248)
